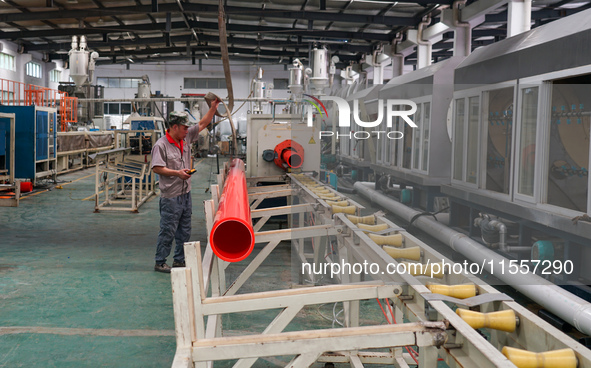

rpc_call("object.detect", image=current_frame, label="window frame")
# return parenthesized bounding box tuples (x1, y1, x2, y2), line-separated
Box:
(451, 87, 481, 190)
(26, 61, 42, 79)
(476, 82, 518, 201)
(49, 69, 62, 83)
(520, 65, 591, 216)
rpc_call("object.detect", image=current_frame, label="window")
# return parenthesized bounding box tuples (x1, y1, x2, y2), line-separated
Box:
(485, 87, 514, 194)
(26, 62, 42, 78)
(50, 69, 61, 83)
(518, 87, 538, 196)
(453, 99, 465, 181)
(402, 107, 413, 169)
(184, 78, 226, 89)
(412, 105, 421, 170)
(0, 53, 15, 71)
(121, 103, 132, 115)
(104, 102, 132, 115)
(273, 78, 289, 90)
(408, 102, 432, 172)
(422, 102, 431, 171)
(546, 77, 590, 212)
(1, 90, 14, 104)
(97, 77, 142, 88)
(466, 97, 479, 184)
(107, 103, 120, 115)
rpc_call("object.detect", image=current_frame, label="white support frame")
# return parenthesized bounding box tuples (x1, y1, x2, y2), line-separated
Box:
(170, 168, 591, 368)
(94, 155, 155, 213)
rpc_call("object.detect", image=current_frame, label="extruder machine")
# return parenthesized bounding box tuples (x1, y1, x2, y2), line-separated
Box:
(245, 47, 333, 178)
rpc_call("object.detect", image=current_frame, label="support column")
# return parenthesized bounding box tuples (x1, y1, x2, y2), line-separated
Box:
(406, 28, 442, 70)
(373, 63, 385, 85)
(453, 25, 471, 57)
(416, 43, 433, 69)
(391, 55, 404, 78)
(507, 0, 532, 37)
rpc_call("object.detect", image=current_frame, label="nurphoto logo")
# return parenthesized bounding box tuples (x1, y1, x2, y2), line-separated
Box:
(304, 95, 418, 140)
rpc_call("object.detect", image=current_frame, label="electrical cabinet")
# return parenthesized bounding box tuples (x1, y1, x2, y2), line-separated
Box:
(0, 106, 57, 186)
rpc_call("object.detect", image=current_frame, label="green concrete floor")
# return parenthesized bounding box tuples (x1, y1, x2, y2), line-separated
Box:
(0, 158, 440, 368)
(0, 158, 221, 367)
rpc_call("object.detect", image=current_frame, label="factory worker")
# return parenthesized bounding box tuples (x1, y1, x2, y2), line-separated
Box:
(151, 100, 220, 273)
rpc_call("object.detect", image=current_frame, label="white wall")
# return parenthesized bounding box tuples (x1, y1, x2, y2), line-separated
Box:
(0, 40, 70, 93)
(95, 60, 293, 113)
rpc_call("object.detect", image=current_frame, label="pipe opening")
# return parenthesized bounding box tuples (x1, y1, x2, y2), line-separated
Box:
(286, 151, 303, 168)
(211, 219, 254, 262)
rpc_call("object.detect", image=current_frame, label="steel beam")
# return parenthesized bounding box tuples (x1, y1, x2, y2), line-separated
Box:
(0, 3, 417, 26)
(0, 20, 393, 42)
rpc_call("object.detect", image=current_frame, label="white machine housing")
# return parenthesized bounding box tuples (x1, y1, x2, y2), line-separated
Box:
(246, 114, 321, 178)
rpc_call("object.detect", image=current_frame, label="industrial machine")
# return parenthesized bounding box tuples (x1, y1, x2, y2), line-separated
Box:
(329, 8, 591, 302)
(374, 57, 462, 210)
(0, 105, 58, 186)
(244, 49, 332, 178)
(245, 114, 320, 177)
(134, 75, 173, 120)
(56, 130, 114, 174)
(59, 35, 103, 129)
(442, 8, 591, 283)
(0, 113, 19, 206)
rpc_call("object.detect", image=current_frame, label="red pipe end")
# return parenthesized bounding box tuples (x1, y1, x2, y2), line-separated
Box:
(282, 150, 303, 169)
(210, 217, 255, 262)
(274, 139, 305, 170)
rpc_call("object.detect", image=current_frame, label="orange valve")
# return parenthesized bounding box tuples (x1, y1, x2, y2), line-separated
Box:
(273, 139, 304, 170)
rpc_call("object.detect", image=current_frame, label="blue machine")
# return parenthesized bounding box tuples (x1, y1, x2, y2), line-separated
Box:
(0, 118, 9, 171)
(0, 106, 57, 186)
(0, 114, 14, 179)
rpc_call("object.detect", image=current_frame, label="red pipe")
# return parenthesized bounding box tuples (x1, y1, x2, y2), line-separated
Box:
(209, 158, 255, 262)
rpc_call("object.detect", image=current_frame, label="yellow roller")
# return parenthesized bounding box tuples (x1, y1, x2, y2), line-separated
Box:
(320, 195, 341, 200)
(357, 223, 389, 232)
(325, 200, 350, 207)
(331, 205, 357, 215)
(368, 233, 403, 246)
(426, 283, 477, 299)
(456, 309, 518, 332)
(401, 262, 445, 278)
(383, 246, 421, 261)
(312, 189, 331, 194)
(501, 347, 577, 368)
(346, 215, 376, 225)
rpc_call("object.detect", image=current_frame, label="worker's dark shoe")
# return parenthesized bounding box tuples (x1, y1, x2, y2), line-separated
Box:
(172, 261, 186, 268)
(154, 263, 172, 273)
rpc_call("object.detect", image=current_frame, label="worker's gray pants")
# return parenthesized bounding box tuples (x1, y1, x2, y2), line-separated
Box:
(155, 192, 192, 264)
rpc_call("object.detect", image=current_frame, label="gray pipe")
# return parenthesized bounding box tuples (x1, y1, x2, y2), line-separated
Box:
(354, 182, 591, 335)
